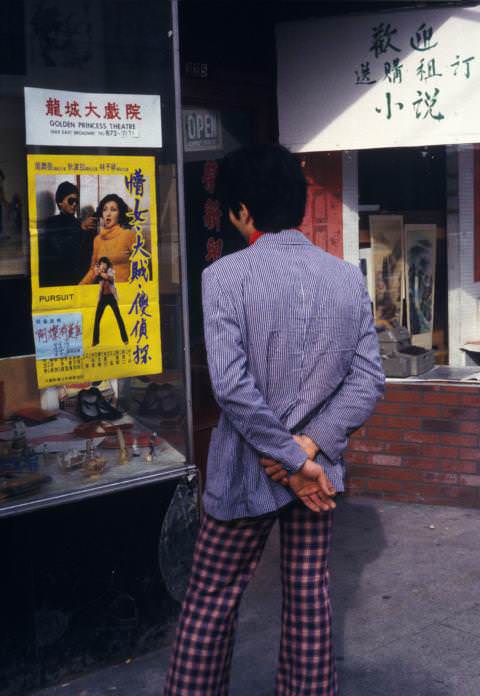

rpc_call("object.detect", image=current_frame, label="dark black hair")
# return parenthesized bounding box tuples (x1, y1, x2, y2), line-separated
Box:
(98, 256, 112, 269)
(96, 194, 131, 228)
(55, 181, 78, 205)
(218, 144, 307, 233)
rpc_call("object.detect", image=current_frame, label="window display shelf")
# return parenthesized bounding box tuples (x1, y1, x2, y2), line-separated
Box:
(0, 443, 193, 518)
(0, 409, 192, 518)
(386, 365, 480, 384)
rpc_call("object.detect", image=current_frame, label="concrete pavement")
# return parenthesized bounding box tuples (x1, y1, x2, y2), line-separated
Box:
(34, 496, 480, 695)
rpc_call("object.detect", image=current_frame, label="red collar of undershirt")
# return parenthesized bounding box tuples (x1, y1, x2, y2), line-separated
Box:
(248, 230, 263, 246)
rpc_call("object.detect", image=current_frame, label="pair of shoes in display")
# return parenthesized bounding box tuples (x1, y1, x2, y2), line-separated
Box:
(77, 387, 123, 422)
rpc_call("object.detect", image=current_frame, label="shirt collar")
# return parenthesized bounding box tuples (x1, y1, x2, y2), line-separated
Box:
(247, 230, 263, 246)
(253, 229, 312, 246)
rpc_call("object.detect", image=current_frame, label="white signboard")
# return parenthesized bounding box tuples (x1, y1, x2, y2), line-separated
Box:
(277, 5, 480, 151)
(24, 87, 162, 148)
(183, 108, 222, 152)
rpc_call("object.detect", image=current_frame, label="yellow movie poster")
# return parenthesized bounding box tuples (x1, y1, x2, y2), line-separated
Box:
(28, 154, 162, 388)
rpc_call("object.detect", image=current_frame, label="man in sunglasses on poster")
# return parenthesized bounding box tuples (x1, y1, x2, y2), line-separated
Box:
(39, 181, 97, 287)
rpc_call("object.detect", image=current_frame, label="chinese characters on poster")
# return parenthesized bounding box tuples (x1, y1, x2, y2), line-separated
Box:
(28, 154, 162, 387)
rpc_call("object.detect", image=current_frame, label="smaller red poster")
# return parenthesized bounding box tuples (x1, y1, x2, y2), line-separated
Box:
(298, 152, 343, 259)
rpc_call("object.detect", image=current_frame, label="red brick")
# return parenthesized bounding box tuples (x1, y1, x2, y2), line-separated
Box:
(366, 427, 403, 441)
(376, 402, 409, 415)
(437, 433, 477, 447)
(460, 422, 480, 434)
(458, 474, 480, 487)
(385, 442, 421, 456)
(423, 419, 459, 433)
(402, 457, 476, 473)
(384, 416, 421, 429)
(442, 488, 480, 506)
(384, 390, 421, 403)
(404, 431, 438, 444)
(407, 405, 443, 417)
(402, 482, 447, 497)
(461, 394, 480, 406)
(345, 478, 368, 493)
(365, 415, 386, 427)
(349, 465, 420, 482)
(422, 445, 458, 459)
(369, 454, 402, 467)
(344, 451, 368, 465)
(424, 392, 461, 405)
(382, 469, 422, 481)
(372, 492, 413, 503)
(350, 427, 366, 440)
(426, 385, 467, 393)
(423, 472, 458, 485)
(367, 479, 403, 492)
(440, 406, 480, 419)
(347, 465, 376, 478)
(349, 440, 385, 453)
(459, 448, 480, 461)
(438, 460, 477, 474)
(360, 489, 386, 499)
(403, 457, 443, 471)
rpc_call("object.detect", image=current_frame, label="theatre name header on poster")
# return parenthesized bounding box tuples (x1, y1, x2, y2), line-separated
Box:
(24, 87, 162, 148)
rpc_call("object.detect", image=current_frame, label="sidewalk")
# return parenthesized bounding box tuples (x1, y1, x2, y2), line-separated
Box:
(34, 496, 480, 696)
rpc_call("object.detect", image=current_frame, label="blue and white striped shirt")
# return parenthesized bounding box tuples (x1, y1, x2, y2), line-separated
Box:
(202, 230, 385, 520)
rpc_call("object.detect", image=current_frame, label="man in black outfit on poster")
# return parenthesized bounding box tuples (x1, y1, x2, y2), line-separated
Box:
(38, 181, 96, 287)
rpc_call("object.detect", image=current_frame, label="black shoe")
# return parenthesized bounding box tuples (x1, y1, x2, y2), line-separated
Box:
(77, 388, 123, 422)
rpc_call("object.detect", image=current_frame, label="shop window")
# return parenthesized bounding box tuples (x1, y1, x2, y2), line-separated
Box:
(358, 146, 449, 374)
(0, 0, 191, 516)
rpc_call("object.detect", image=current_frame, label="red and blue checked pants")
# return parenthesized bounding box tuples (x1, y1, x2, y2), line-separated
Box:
(163, 502, 338, 696)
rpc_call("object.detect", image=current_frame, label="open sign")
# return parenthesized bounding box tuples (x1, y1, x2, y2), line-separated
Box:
(183, 109, 222, 151)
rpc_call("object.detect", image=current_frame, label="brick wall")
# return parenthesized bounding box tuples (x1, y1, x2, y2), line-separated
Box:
(345, 383, 480, 508)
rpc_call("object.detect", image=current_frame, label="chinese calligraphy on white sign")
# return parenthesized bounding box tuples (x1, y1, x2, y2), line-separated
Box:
(277, 5, 480, 151)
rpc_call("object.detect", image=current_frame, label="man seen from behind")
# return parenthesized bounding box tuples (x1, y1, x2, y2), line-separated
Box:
(164, 144, 385, 696)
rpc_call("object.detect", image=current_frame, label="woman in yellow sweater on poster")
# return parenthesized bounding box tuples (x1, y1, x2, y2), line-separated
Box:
(80, 194, 135, 284)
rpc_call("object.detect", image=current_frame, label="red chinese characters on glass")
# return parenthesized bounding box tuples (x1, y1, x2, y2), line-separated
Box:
(205, 237, 223, 263)
(201, 160, 219, 195)
(203, 198, 222, 232)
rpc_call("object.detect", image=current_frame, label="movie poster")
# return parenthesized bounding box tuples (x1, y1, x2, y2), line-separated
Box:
(370, 215, 404, 327)
(28, 154, 162, 387)
(405, 224, 437, 349)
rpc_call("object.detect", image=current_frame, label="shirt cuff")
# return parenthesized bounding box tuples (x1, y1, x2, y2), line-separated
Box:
(277, 439, 308, 474)
(301, 422, 337, 464)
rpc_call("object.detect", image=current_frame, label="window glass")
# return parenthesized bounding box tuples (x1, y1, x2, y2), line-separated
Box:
(0, 0, 189, 515)
(358, 146, 448, 375)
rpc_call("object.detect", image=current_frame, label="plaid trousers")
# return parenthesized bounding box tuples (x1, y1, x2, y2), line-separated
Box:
(163, 502, 338, 696)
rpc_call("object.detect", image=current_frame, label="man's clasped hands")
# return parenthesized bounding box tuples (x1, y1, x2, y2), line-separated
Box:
(260, 434, 336, 513)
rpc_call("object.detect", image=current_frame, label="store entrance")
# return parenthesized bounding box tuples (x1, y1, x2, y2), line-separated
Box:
(179, 5, 278, 477)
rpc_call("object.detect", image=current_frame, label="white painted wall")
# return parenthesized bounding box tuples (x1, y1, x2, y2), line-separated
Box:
(342, 151, 359, 267)
(448, 144, 480, 366)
